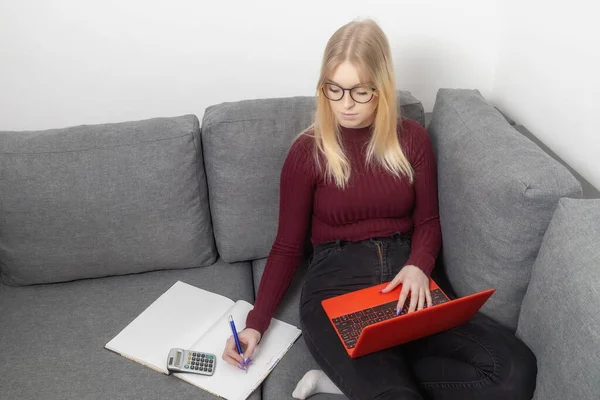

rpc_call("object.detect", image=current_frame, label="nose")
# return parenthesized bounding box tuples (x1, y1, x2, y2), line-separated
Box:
(342, 91, 355, 110)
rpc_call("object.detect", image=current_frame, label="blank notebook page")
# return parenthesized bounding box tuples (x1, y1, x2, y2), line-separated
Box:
(176, 300, 302, 400)
(105, 281, 234, 373)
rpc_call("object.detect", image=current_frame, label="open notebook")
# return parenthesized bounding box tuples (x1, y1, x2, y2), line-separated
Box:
(105, 281, 301, 400)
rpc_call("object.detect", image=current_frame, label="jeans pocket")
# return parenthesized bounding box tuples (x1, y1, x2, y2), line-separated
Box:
(394, 231, 412, 247)
(307, 241, 340, 272)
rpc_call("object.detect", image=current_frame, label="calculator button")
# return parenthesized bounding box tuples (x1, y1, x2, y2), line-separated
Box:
(201, 354, 205, 358)
(184, 365, 189, 369)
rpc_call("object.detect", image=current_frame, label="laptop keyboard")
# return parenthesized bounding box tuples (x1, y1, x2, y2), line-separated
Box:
(331, 288, 450, 349)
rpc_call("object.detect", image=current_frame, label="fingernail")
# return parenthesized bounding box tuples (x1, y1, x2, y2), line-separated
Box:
(396, 308, 400, 316)
(238, 365, 246, 370)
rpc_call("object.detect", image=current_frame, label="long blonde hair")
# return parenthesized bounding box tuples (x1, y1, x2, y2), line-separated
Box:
(299, 18, 414, 188)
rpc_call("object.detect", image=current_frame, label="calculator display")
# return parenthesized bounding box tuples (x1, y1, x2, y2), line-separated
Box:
(175, 352, 181, 366)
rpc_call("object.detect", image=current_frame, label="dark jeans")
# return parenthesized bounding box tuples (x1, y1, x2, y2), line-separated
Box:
(299, 233, 537, 400)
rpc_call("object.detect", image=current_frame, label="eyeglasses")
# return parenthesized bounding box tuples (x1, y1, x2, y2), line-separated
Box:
(321, 83, 377, 104)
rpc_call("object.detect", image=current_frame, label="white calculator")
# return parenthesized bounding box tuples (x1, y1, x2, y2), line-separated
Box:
(167, 348, 216, 376)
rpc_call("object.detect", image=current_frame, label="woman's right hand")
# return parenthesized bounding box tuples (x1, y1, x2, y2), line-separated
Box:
(222, 328, 262, 369)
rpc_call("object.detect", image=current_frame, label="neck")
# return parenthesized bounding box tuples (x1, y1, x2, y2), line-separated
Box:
(338, 123, 373, 142)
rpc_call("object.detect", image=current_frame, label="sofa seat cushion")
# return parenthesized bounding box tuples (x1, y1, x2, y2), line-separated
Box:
(427, 89, 582, 330)
(516, 198, 600, 400)
(0, 258, 257, 400)
(0, 115, 216, 286)
(252, 258, 348, 399)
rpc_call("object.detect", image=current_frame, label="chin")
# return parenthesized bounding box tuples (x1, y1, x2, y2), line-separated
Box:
(337, 119, 365, 129)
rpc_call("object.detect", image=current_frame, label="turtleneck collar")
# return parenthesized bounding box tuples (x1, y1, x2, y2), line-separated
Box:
(338, 123, 374, 143)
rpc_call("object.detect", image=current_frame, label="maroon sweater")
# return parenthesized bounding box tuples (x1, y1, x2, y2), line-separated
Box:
(245, 117, 442, 335)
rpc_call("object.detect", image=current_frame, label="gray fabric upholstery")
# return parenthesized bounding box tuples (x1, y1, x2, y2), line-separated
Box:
(252, 258, 347, 399)
(0, 258, 258, 400)
(513, 125, 600, 199)
(427, 89, 582, 330)
(0, 115, 217, 286)
(516, 198, 600, 400)
(202, 92, 425, 263)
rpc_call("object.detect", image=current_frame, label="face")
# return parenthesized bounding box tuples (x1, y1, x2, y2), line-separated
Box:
(324, 61, 378, 129)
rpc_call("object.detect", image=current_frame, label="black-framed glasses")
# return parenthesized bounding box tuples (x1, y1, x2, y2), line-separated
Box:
(321, 83, 377, 103)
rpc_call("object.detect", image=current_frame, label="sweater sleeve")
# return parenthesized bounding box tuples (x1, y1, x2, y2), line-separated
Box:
(404, 121, 442, 276)
(245, 135, 316, 336)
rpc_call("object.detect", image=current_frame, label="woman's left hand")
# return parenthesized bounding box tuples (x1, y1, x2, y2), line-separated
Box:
(380, 265, 432, 314)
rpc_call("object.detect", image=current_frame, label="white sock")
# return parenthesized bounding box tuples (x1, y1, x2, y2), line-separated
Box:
(292, 369, 343, 399)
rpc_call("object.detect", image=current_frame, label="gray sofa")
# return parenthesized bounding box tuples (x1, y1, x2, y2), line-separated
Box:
(1, 89, 598, 400)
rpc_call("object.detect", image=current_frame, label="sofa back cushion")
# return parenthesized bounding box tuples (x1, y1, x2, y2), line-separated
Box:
(428, 89, 582, 330)
(201, 92, 425, 263)
(0, 115, 216, 286)
(516, 198, 600, 400)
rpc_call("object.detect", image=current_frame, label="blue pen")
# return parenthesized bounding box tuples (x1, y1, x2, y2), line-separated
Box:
(228, 315, 248, 372)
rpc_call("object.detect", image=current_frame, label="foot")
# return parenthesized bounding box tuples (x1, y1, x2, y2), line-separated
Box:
(292, 369, 343, 399)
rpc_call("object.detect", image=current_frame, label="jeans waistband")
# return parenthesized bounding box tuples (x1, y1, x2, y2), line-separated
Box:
(313, 231, 411, 253)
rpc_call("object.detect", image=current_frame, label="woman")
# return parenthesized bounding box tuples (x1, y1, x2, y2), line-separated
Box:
(222, 18, 537, 400)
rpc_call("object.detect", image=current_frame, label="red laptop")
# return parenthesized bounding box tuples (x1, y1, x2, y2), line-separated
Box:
(321, 279, 494, 358)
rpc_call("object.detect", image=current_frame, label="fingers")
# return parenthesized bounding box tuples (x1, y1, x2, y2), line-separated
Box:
(407, 284, 418, 313)
(396, 284, 410, 315)
(397, 282, 431, 314)
(242, 338, 257, 363)
(381, 271, 403, 293)
(417, 287, 425, 311)
(426, 288, 433, 309)
(221, 336, 246, 368)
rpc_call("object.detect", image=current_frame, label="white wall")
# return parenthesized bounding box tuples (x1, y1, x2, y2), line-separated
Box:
(491, 0, 600, 189)
(0, 0, 498, 131)
(1, 0, 597, 188)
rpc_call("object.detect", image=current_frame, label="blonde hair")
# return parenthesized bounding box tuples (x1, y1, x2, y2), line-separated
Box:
(298, 18, 414, 188)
